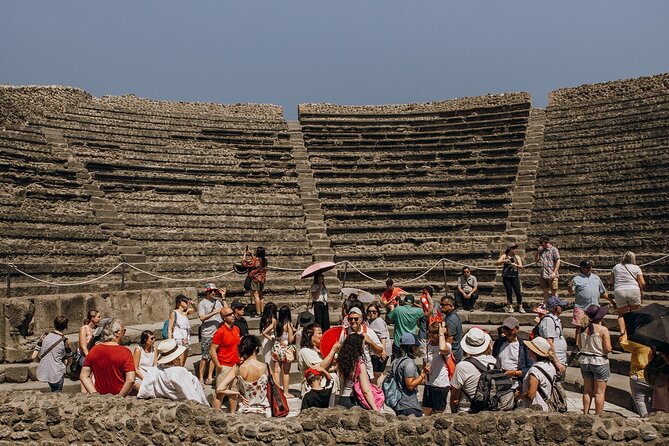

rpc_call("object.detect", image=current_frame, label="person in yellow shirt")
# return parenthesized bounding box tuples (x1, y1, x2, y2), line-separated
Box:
(620, 332, 653, 417)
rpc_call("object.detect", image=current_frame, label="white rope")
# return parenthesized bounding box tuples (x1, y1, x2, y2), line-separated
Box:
(123, 263, 236, 282)
(8, 263, 124, 286)
(5, 253, 667, 288)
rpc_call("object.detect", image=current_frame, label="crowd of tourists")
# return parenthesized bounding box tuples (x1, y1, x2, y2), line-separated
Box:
(29, 240, 668, 419)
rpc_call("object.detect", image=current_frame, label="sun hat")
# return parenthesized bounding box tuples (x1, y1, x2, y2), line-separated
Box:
(546, 295, 568, 310)
(304, 367, 322, 381)
(533, 304, 548, 316)
(297, 311, 316, 327)
(502, 316, 520, 330)
(462, 327, 492, 355)
(505, 243, 519, 254)
(348, 307, 363, 316)
(585, 304, 608, 322)
(400, 332, 420, 346)
(156, 339, 187, 365)
(524, 336, 552, 358)
(403, 294, 415, 305)
(233, 263, 249, 274)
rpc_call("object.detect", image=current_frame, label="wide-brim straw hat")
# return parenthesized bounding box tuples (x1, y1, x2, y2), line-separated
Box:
(157, 339, 187, 365)
(524, 336, 552, 358)
(462, 327, 492, 355)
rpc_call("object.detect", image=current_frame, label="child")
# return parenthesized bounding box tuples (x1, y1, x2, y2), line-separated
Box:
(300, 366, 333, 410)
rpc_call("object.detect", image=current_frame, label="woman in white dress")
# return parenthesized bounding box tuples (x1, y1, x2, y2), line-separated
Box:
(168, 294, 196, 348)
(133, 330, 157, 392)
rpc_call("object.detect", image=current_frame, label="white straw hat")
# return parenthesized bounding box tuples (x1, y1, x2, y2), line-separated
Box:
(462, 327, 492, 355)
(156, 339, 186, 365)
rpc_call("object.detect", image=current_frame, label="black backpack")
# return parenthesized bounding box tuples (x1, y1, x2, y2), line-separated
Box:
(466, 357, 516, 413)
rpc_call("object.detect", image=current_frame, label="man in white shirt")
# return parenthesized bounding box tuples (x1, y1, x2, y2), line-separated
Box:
(138, 339, 209, 406)
(450, 327, 495, 413)
(339, 307, 384, 380)
(197, 283, 225, 384)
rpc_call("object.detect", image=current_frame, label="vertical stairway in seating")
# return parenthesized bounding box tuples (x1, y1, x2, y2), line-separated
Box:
(41, 127, 147, 271)
(287, 121, 340, 283)
(494, 108, 546, 297)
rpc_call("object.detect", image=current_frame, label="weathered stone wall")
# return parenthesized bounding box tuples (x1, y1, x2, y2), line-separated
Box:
(299, 92, 532, 115)
(0, 287, 195, 363)
(548, 72, 669, 105)
(0, 391, 666, 445)
(0, 85, 91, 126)
(96, 94, 284, 121)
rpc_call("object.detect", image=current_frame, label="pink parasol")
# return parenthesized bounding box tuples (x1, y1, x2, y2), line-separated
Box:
(300, 261, 337, 280)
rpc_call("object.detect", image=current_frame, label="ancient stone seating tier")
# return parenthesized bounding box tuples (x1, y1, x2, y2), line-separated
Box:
(527, 73, 669, 299)
(0, 91, 313, 297)
(0, 125, 121, 290)
(299, 94, 532, 294)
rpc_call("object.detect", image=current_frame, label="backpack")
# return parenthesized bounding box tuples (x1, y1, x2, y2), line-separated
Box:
(87, 318, 112, 352)
(352, 361, 385, 410)
(162, 311, 176, 339)
(466, 357, 516, 413)
(530, 315, 561, 341)
(534, 364, 568, 413)
(382, 357, 410, 409)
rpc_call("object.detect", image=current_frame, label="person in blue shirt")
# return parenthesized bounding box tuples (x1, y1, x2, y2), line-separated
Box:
(568, 260, 612, 327)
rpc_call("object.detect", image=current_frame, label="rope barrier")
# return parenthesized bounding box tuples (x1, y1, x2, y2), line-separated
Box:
(3, 253, 667, 288)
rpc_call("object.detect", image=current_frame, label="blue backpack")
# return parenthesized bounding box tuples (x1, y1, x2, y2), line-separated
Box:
(382, 357, 409, 409)
(162, 311, 175, 339)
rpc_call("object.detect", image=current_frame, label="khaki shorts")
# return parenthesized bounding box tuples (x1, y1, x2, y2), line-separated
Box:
(539, 277, 559, 291)
(614, 289, 641, 308)
(251, 280, 265, 292)
(215, 365, 237, 394)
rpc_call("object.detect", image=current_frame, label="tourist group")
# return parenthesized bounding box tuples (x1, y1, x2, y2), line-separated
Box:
(31, 240, 669, 418)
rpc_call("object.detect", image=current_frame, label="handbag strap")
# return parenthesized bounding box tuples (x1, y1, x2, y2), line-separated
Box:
(39, 333, 65, 360)
(622, 264, 642, 289)
(532, 364, 555, 401)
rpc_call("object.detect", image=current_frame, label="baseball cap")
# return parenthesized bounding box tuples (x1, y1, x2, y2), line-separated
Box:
(580, 260, 593, 269)
(230, 299, 245, 310)
(304, 367, 322, 381)
(502, 316, 520, 330)
(403, 294, 415, 305)
(547, 295, 567, 310)
(400, 332, 420, 346)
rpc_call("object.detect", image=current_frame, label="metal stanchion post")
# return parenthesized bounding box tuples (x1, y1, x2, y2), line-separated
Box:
(441, 260, 447, 291)
(342, 262, 348, 288)
(121, 264, 126, 290)
(6, 264, 11, 298)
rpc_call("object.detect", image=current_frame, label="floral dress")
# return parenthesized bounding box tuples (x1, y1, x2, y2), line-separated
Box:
(237, 373, 271, 417)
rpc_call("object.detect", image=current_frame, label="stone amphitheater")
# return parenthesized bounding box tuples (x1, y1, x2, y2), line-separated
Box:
(1, 72, 668, 430)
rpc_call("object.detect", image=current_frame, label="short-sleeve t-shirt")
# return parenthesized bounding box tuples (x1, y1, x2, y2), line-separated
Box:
(83, 344, 135, 395)
(381, 287, 404, 306)
(394, 357, 422, 412)
(310, 284, 328, 303)
(458, 275, 478, 293)
(451, 354, 496, 412)
(426, 342, 451, 388)
(538, 315, 568, 365)
(539, 246, 560, 279)
(35, 333, 70, 384)
(198, 298, 223, 338)
(368, 317, 391, 355)
(571, 273, 606, 310)
(387, 305, 424, 347)
(497, 341, 520, 371)
(445, 311, 463, 362)
(211, 323, 241, 367)
(520, 362, 556, 412)
(612, 264, 642, 291)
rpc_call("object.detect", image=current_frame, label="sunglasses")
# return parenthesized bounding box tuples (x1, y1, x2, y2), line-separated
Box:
(222, 313, 234, 317)
(348, 317, 361, 322)
(366, 310, 378, 314)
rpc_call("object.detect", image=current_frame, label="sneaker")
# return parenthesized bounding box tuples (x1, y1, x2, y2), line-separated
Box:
(505, 305, 514, 313)
(518, 306, 526, 314)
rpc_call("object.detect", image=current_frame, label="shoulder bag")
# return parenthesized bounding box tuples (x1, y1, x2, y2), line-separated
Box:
(266, 364, 289, 417)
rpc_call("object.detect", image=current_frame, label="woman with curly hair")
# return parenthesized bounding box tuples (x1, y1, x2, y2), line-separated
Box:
(335, 334, 379, 410)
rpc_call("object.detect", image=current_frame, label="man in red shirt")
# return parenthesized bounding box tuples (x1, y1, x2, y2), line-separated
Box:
(381, 278, 405, 307)
(211, 307, 241, 412)
(81, 318, 135, 396)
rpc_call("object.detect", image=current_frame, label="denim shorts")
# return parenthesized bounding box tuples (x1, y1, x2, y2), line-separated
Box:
(580, 362, 610, 381)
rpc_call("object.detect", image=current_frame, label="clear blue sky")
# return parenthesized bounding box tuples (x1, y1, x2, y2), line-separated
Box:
(2, 1, 668, 119)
